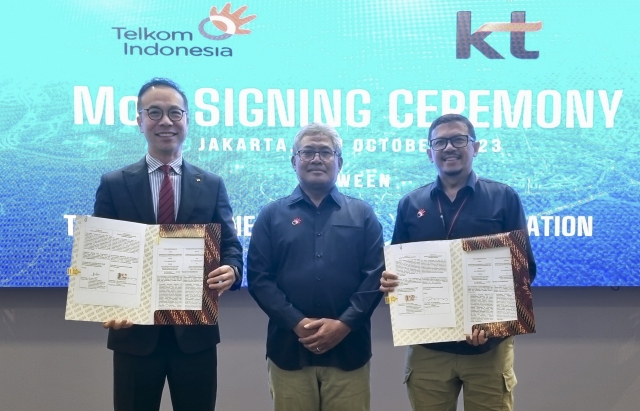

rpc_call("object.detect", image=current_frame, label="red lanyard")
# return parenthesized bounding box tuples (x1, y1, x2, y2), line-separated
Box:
(437, 193, 469, 239)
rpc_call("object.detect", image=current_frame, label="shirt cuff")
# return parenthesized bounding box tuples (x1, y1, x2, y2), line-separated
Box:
(231, 265, 241, 283)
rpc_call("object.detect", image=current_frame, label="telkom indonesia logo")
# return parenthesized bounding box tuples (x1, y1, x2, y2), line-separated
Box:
(198, 3, 257, 40)
(457, 11, 542, 59)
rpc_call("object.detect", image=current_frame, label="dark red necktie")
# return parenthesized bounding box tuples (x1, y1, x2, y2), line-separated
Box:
(158, 165, 175, 224)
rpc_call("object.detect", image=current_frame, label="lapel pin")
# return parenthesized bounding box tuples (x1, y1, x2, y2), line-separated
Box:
(196, 177, 201, 182)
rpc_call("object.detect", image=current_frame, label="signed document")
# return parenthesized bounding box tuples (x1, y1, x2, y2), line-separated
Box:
(392, 240, 457, 330)
(384, 230, 535, 346)
(70, 217, 146, 309)
(65, 216, 221, 325)
(152, 237, 206, 311)
(463, 247, 518, 335)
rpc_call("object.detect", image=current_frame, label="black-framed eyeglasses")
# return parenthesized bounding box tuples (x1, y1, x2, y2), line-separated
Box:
(139, 108, 187, 121)
(429, 135, 474, 151)
(296, 149, 339, 162)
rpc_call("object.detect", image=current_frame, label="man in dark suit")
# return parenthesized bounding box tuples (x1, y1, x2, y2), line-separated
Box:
(94, 78, 243, 411)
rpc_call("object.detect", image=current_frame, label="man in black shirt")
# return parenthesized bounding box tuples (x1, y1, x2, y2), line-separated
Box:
(380, 113, 536, 411)
(248, 123, 385, 411)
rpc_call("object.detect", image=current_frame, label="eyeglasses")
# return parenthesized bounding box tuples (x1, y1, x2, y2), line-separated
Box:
(429, 135, 474, 151)
(296, 149, 339, 162)
(139, 108, 187, 121)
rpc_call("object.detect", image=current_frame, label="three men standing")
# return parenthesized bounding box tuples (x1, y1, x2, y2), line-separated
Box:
(247, 123, 385, 411)
(94, 86, 533, 411)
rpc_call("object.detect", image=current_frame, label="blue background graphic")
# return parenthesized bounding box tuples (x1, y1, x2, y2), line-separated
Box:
(1, 0, 639, 286)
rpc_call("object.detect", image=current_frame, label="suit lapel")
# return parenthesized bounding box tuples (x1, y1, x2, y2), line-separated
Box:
(177, 161, 202, 223)
(123, 158, 156, 224)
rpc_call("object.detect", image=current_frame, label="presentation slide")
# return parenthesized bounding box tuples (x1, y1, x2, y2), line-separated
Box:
(1, 0, 638, 287)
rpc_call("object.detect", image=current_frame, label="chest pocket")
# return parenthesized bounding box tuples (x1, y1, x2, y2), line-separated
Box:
(458, 216, 504, 237)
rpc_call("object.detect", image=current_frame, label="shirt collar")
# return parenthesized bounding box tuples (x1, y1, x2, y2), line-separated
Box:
(288, 185, 343, 208)
(430, 171, 477, 199)
(146, 154, 183, 175)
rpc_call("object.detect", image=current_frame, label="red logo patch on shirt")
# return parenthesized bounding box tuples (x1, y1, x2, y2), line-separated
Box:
(417, 209, 426, 218)
(292, 218, 302, 225)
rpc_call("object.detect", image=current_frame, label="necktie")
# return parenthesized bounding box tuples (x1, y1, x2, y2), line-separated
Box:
(158, 165, 175, 224)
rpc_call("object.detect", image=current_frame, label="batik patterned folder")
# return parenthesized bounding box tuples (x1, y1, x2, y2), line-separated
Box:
(153, 223, 220, 325)
(384, 230, 535, 346)
(460, 230, 535, 338)
(65, 216, 220, 325)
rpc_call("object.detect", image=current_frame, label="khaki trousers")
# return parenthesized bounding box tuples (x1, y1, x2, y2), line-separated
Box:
(405, 337, 517, 411)
(267, 359, 370, 411)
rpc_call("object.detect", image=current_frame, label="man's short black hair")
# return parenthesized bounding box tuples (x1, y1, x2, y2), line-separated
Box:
(137, 77, 189, 112)
(428, 113, 476, 141)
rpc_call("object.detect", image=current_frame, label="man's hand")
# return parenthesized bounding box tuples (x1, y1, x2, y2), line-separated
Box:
(103, 319, 134, 330)
(293, 318, 318, 339)
(465, 328, 489, 346)
(298, 319, 351, 355)
(379, 270, 399, 293)
(206, 265, 236, 296)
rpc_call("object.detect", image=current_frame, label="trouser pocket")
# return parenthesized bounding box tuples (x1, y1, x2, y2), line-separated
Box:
(502, 368, 517, 392)
(403, 367, 413, 385)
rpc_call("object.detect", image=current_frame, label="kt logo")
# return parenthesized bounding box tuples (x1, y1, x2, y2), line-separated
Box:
(456, 11, 542, 59)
